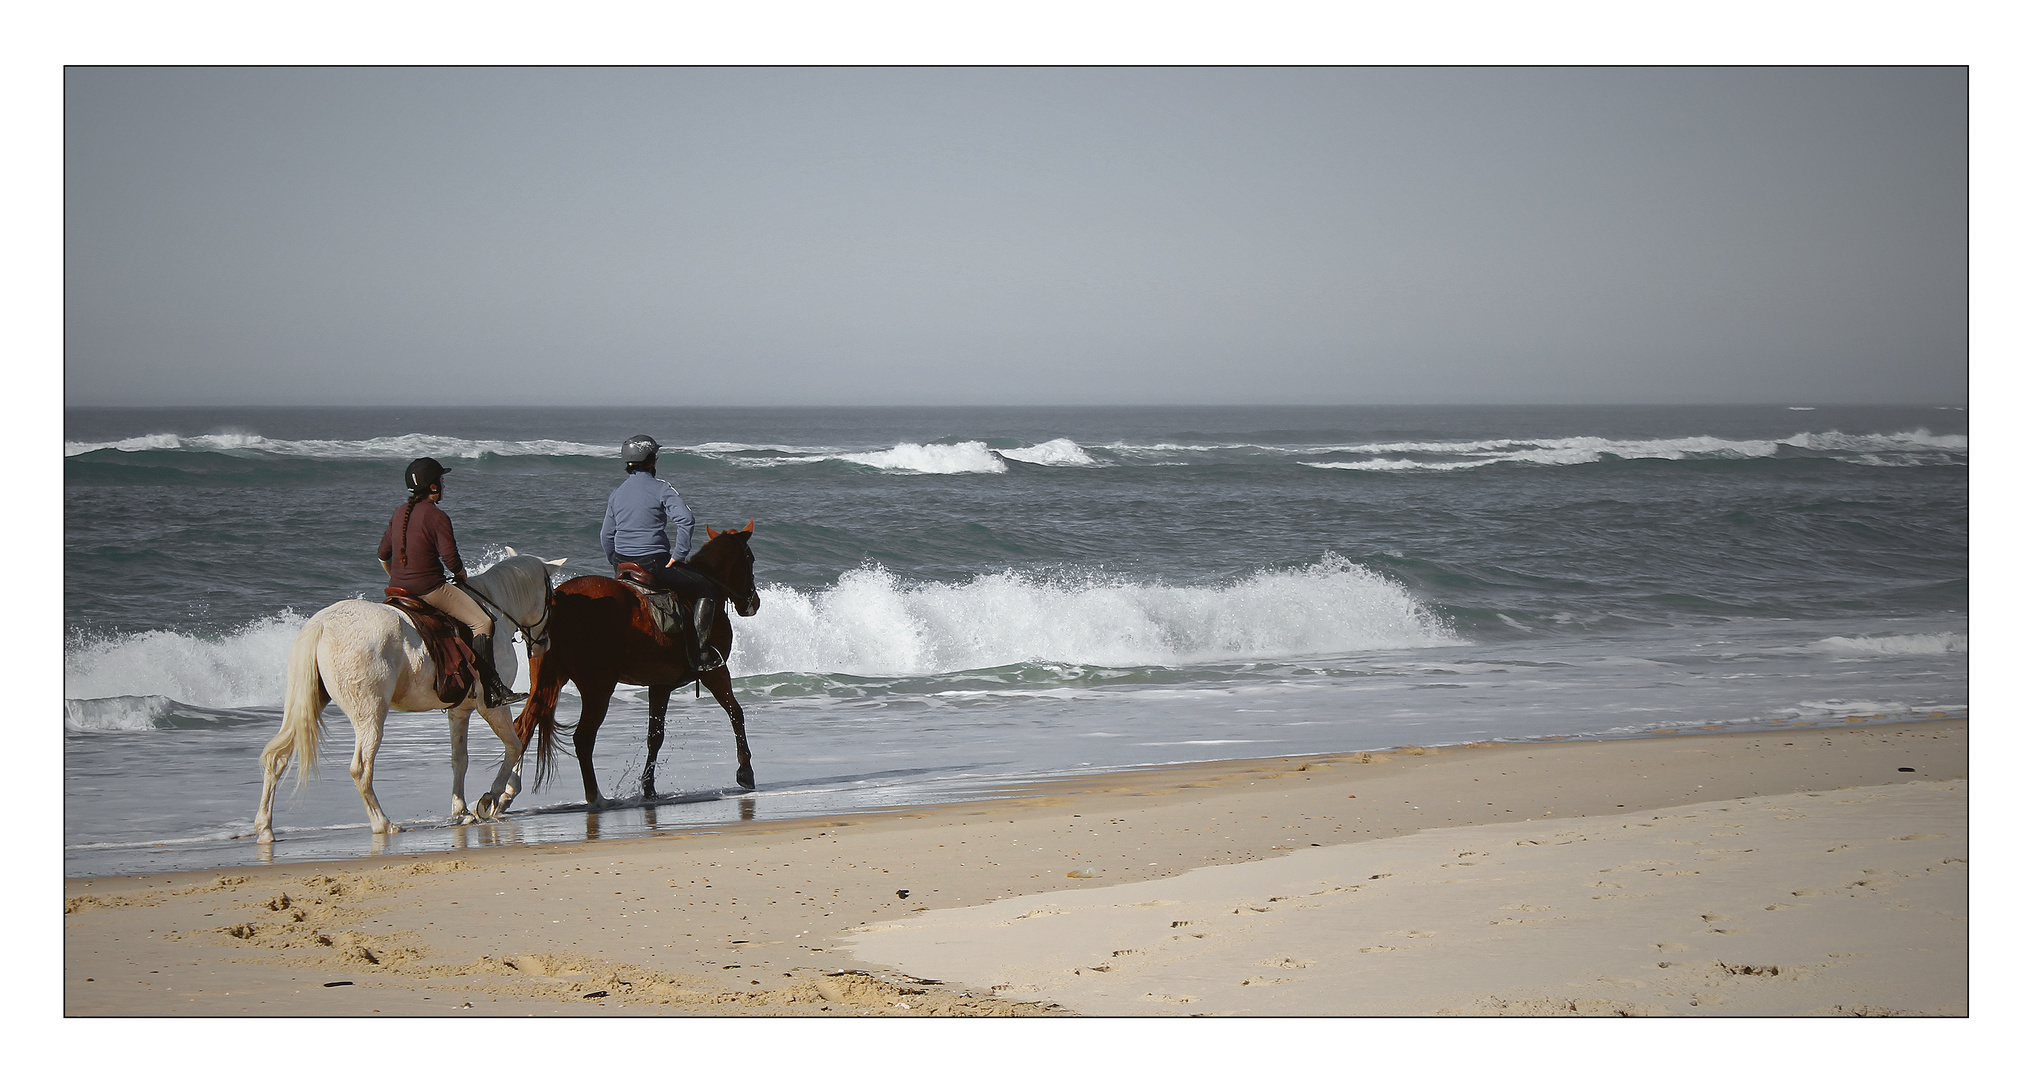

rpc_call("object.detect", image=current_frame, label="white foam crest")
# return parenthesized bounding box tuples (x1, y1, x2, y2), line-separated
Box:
(838, 441, 1010, 474)
(690, 441, 850, 455)
(1296, 429, 1965, 471)
(64, 612, 308, 708)
(1786, 429, 1967, 453)
(997, 438, 1098, 466)
(66, 432, 615, 459)
(1809, 632, 1967, 656)
(728, 553, 1456, 677)
(63, 694, 177, 733)
(1770, 699, 1918, 720)
(1303, 458, 1487, 472)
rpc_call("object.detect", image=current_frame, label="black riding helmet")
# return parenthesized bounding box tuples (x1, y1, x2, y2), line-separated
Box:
(404, 456, 450, 493)
(623, 434, 661, 467)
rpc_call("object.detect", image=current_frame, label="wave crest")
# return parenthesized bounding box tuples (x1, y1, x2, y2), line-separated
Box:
(729, 553, 1456, 676)
(64, 612, 308, 707)
(1809, 632, 1966, 656)
(1300, 429, 1965, 472)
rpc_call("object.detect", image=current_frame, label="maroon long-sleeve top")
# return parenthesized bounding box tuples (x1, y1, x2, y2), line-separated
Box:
(378, 498, 465, 595)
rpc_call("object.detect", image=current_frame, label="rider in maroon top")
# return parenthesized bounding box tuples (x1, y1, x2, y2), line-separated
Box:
(377, 457, 526, 709)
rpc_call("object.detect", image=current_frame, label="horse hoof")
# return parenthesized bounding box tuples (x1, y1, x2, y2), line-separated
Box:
(735, 768, 755, 791)
(255, 830, 274, 845)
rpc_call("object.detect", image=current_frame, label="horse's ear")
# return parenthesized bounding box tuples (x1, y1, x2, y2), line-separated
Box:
(706, 525, 721, 539)
(742, 519, 754, 534)
(547, 557, 567, 567)
(504, 546, 518, 557)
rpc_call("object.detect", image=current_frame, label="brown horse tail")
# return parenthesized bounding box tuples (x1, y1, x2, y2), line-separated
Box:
(517, 651, 564, 788)
(264, 614, 329, 793)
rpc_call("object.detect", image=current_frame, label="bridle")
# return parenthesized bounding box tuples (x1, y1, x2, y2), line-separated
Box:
(462, 566, 556, 653)
(685, 543, 760, 614)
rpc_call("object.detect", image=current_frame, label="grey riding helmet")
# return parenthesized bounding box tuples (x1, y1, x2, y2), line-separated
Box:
(404, 456, 450, 492)
(623, 434, 661, 465)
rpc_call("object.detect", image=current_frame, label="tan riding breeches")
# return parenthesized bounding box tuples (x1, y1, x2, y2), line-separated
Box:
(420, 583, 494, 639)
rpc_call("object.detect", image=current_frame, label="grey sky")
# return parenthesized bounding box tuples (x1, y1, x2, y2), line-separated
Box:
(64, 66, 1967, 407)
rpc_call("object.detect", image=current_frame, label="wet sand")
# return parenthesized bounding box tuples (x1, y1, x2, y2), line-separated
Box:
(63, 720, 1965, 1017)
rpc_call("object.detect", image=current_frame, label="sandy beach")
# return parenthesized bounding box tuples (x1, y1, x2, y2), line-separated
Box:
(64, 720, 1965, 1018)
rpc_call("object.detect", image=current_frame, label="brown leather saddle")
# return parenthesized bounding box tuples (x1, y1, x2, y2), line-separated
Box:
(614, 562, 685, 637)
(384, 587, 480, 705)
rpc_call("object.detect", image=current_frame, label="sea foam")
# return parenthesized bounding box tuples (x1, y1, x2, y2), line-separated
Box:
(64, 694, 178, 733)
(729, 553, 1456, 676)
(1299, 429, 1966, 472)
(1809, 632, 1967, 656)
(65, 432, 616, 459)
(998, 438, 1099, 467)
(64, 612, 307, 709)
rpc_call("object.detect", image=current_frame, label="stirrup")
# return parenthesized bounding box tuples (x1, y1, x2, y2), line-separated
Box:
(484, 681, 529, 709)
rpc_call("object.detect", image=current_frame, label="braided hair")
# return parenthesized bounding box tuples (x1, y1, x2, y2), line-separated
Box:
(395, 484, 433, 568)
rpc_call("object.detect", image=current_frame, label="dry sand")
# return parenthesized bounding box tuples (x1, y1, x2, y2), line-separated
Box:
(64, 721, 1965, 1018)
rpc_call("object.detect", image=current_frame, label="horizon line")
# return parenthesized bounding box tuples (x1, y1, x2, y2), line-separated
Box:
(62, 401, 1971, 411)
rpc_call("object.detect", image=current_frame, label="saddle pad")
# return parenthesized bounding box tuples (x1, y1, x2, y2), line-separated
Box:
(384, 594, 478, 705)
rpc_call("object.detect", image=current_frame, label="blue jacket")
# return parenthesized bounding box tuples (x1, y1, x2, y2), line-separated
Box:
(600, 470, 695, 566)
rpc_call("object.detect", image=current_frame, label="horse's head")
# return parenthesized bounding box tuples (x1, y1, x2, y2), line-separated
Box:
(493, 547, 568, 658)
(698, 521, 762, 617)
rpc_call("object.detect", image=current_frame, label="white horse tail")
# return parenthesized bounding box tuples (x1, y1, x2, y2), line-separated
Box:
(266, 615, 330, 793)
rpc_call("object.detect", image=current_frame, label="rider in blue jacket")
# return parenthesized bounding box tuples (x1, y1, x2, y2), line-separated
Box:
(600, 434, 724, 671)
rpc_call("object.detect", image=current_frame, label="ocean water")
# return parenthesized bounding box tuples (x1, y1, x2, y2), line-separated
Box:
(63, 405, 1968, 877)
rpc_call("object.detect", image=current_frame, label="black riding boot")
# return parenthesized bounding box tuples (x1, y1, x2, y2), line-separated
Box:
(689, 599, 725, 672)
(471, 633, 528, 709)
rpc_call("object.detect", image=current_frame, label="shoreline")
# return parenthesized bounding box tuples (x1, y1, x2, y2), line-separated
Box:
(64, 720, 1966, 1016)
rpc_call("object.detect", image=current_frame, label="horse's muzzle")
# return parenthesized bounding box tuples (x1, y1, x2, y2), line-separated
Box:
(735, 592, 761, 618)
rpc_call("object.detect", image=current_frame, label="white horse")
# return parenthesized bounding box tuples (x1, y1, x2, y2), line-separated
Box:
(254, 549, 564, 842)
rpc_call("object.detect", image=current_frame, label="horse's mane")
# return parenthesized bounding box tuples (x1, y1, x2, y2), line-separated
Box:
(466, 554, 552, 616)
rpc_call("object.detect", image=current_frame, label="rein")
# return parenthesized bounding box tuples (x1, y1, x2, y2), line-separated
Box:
(461, 565, 555, 650)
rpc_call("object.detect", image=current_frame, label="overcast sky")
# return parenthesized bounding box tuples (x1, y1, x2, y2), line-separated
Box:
(63, 66, 1967, 407)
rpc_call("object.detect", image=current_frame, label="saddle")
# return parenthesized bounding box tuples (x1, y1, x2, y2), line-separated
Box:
(383, 588, 480, 705)
(614, 562, 686, 637)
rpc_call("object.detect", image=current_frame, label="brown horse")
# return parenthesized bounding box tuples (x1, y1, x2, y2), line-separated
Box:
(514, 524, 763, 806)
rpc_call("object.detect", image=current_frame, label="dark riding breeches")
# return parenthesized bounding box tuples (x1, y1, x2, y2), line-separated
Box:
(626, 555, 720, 604)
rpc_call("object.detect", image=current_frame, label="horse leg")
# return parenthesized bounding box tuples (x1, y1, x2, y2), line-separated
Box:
(348, 704, 401, 835)
(447, 706, 472, 822)
(699, 666, 754, 791)
(253, 730, 292, 844)
(642, 684, 676, 799)
(572, 677, 619, 808)
(473, 701, 525, 819)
